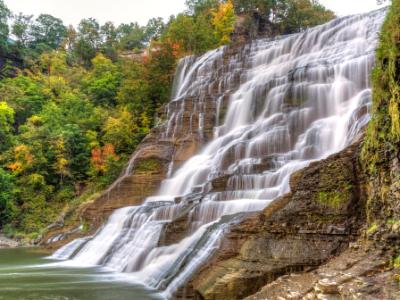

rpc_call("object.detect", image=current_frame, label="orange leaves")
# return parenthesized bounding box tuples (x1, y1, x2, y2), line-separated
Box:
(171, 43, 181, 58)
(7, 162, 23, 172)
(90, 143, 119, 173)
(7, 144, 33, 174)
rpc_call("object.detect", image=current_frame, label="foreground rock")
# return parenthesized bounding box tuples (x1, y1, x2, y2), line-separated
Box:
(245, 243, 399, 300)
(0, 234, 20, 248)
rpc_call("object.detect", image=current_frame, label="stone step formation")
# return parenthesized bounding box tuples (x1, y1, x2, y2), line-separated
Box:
(45, 8, 387, 299)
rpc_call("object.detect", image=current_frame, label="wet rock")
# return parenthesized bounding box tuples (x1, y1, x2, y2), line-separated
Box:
(190, 141, 366, 300)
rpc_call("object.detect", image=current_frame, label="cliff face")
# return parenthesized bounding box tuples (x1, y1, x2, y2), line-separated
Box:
(42, 6, 400, 300)
(188, 3, 400, 299)
(187, 139, 399, 300)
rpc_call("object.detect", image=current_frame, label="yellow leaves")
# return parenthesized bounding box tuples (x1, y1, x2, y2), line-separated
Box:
(43, 75, 69, 99)
(86, 130, 100, 149)
(38, 51, 68, 76)
(91, 53, 118, 75)
(27, 115, 43, 127)
(0, 101, 15, 123)
(52, 137, 71, 179)
(212, 0, 236, 46)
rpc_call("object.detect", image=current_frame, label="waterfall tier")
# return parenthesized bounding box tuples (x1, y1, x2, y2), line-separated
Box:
(51, 9, 386, 299)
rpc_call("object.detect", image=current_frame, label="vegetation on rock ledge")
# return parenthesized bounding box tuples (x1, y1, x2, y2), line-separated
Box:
(362, 0, 400, 173)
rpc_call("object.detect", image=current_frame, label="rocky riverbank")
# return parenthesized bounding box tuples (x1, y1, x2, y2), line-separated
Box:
(0, 234, 20, 248)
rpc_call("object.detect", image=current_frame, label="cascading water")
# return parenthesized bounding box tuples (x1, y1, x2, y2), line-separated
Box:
(51, 9, 386, 298)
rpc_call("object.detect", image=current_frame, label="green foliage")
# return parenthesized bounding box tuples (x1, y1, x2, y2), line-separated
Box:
(0, 168, 17, 227)
(280, 0, 336, 33)
(162, 13, 215, 54)
(11, 13, 33, 48)
(233, 0, 334, 35)
(0, 101, 15, 151)
(30, 14, 67, 50)
(186, 0, 220, 15)
(84, 54, 121, 106)
(144, 18, 166, 41)
(0, 0, 10, 54)
(73, 18, 101, 66)
(118, 22, 146, 51)
(0, 75, 47, 127)
(317, 191, 347, 209)
(362, 1, 400, 173)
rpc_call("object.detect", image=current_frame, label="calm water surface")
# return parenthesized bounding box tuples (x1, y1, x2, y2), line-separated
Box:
(0, 248, 162, 300)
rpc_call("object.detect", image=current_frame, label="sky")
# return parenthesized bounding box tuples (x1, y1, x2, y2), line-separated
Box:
(4, 0, 384, 27)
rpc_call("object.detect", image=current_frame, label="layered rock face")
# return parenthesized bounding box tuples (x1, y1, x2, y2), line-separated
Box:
(190, 140, 365, 299)
(188, 140, 400, 300)
(44, 8, 394, 300)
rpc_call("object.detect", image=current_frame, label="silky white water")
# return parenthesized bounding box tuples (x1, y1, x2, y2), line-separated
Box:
(52, 9, 386, 298)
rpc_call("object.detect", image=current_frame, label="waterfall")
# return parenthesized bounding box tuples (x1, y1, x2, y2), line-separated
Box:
(51, 9, 386, 298)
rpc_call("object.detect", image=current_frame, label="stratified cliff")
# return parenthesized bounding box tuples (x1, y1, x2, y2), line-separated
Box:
(188, 3, 400, 299)
(43, 4, 399, 300)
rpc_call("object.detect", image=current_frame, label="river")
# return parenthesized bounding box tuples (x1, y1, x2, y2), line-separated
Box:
(0, 248, 162, 300)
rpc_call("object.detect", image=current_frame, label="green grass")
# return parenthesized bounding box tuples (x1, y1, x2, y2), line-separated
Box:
(317, 191, 348, 209)
(136, 158, 160, 172)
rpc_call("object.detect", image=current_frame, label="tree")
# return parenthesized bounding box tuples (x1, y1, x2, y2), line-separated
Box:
(232, 0, 277, 14)
(85, 54, 121, 106)
(90, 143, 119, 174)
(144, 18, 166, 42)
(117, 59, 150, 113)
(0, 168, 17, 228)
(0, 101, 14, 152)
(162, 13, 217, 54)
(118, 22, 146, 50)
(146, 41, 179, 110)
(0, 75, 47, 127)
(102, 108, 137, 153)
(11, 13, 33, 48)
(30, 14, 67, 50)
(0, 0, 10, 54)
(281, 0, 335, 33)
(186, 0, 220, 15)
(212, 0, 236, 45)
(100, 21, 119, 60)
(74, 18, 101, 66)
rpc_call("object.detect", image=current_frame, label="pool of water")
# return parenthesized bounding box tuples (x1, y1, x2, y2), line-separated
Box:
(0, 248, 162, 300)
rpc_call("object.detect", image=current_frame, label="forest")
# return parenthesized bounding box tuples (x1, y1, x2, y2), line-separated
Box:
(0, 0, 335, 240)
